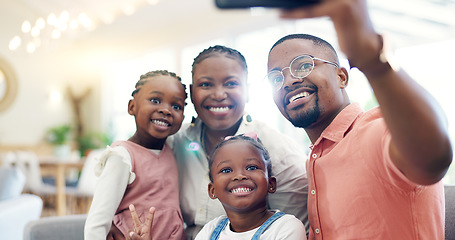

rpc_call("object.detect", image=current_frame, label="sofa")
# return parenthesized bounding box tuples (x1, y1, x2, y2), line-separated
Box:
(22, 185, 455, 240)
(0, 166, 43, 240)
(23, 214, 86, 240)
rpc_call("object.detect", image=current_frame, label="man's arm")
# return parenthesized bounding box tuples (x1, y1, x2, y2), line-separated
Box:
(281, 0, 452, 185)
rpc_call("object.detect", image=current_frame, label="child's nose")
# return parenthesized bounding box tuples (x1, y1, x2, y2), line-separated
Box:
(233, 171, 248, 181)
(159, 107, 171, 116)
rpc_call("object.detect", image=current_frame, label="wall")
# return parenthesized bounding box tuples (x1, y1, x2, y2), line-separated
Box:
(0, 1, 278, 151)
(0, 1, 104, 148)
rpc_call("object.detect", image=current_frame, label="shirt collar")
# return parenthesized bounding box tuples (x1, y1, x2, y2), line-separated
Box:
(314, 103, 364, 146)
(185, 116, 203, 140)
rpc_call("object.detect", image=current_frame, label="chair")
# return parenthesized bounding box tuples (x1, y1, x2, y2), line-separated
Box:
(446, 185, 455, 240)
(14, 151, 57, 195)
(73, 148, 104, 196)
(66, 149, 104, 214)
(23, 214, 86, 240)
(0, 151, 17, 167)
(14, 151, 58, 216)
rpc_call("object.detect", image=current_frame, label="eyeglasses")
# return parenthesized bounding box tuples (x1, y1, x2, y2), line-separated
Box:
(266, 54, 339, 91)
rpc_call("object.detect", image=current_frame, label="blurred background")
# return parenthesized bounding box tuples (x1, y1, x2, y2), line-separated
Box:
(1, 0, 454, 184)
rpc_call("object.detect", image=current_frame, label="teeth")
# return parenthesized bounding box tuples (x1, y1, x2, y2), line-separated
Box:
(152, 120, 169, 127)
(289, 91, 310, 103)
(231, 187, 252, 193)
(209, 106, 229, 112)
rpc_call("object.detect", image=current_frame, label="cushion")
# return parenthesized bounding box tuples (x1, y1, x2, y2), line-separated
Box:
(0, 167, 25, 200)
(0, 194, 43, 240)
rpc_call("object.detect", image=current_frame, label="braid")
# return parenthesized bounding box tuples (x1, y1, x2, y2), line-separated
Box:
(192, 45, 248, 76)
(131, 70, 187, 100)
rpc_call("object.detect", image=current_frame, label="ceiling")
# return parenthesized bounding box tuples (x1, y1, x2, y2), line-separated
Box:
(2, 0, 455, 54)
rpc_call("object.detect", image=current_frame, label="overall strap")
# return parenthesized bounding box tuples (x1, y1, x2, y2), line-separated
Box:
(251, 211, 286, 240)
(210, 217, 229, 240)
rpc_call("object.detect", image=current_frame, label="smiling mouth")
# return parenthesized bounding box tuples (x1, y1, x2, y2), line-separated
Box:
(230, 187, 252, 193)
(152, 119, 170, 127)
(207, 106, 231, 112)
(289, 91, 312, 104)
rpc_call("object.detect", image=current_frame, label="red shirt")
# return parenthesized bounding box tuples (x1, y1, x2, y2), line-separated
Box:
(307, 103, 444, 239)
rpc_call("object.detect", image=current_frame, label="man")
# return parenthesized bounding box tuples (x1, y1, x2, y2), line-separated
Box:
(267, 0, 453, 239)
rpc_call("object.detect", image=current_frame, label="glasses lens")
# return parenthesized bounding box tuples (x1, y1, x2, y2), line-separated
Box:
(267, 71, 284, 90)
(291, 55, 314, 78)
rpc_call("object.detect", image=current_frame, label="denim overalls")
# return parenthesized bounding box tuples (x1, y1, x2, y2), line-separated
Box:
(209, 211, 285, 240)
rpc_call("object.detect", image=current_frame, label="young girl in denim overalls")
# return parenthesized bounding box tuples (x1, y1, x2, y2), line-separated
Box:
(195, 134, 306, 240)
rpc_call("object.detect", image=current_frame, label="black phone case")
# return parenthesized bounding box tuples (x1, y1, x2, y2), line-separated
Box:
(215, 0, 318, 9)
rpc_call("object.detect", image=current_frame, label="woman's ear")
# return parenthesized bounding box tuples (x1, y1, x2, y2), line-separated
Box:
(127, 99, 135, 116)
(208, 182, 217, 199)
(337, 67, 349, 89)
(268, 176, 277, 194)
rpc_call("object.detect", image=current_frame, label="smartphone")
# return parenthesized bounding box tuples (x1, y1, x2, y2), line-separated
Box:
(215, 0, 318, 9)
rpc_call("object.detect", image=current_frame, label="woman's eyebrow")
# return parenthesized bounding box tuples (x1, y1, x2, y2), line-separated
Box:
(195, 76, 214, 81)
(148, 90, 163, 95)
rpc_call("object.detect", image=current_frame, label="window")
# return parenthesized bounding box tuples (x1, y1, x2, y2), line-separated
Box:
(394, 40, 455, 184)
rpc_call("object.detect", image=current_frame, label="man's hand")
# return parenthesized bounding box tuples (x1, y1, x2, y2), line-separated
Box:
(127, 204, 155, 240)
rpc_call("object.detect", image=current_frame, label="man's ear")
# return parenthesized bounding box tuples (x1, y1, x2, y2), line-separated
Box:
(128, 99, 135, 116)
(208, 182, 217, 199)
(337, 67, 349, 89)
(268, 176, 277, 194)
(189, 84, 194, 105)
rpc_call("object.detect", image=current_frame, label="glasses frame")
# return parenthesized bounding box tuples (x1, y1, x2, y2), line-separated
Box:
(266, 54, 339, 91)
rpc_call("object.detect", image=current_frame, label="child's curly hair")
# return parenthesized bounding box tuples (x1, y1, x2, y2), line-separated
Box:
(131, 70, 188, 101)
(208, 134, 272, 182)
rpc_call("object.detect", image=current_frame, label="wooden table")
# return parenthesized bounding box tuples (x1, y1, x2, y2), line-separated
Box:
(39, 157, 85, 216)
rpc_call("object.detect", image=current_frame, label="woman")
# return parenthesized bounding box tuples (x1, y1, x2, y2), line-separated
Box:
(170, 45, 309, 239)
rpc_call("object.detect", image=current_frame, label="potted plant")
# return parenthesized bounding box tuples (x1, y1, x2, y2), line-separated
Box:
(46, 124, 72, 158)
(77, 132, 112, 157)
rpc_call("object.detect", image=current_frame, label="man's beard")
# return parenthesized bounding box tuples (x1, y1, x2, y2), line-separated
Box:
(287, 98, 320, 129)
